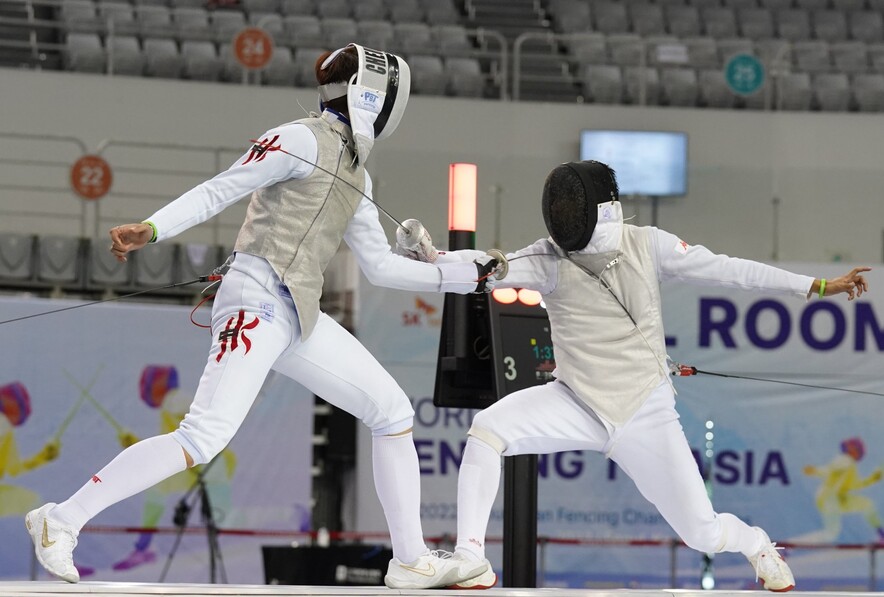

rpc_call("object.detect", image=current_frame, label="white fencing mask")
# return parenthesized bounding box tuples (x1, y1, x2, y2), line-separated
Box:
(318, 44, 411, 163)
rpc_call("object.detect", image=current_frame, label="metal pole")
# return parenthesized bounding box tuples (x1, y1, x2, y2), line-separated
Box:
(772, 196, 780, 261)
(503, 454, 538, 587)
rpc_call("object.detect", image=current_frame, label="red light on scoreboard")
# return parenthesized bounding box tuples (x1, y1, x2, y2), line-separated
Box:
(518, 289, 542, 306)
(492, 288, 518, 304)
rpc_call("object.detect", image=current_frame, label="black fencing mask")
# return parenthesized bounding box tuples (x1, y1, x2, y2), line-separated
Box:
(541, 160, 619, 252)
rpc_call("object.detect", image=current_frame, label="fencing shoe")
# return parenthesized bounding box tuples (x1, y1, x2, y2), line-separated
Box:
(25, 503, 80, 583)
(748, 528, 795, 592)
(384, 549, 490, 589)
(447, 552, 497, 589)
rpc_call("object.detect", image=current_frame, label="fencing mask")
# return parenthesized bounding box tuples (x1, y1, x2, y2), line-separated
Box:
(541, 160, 619, 252)
(318, 44, 411, 163)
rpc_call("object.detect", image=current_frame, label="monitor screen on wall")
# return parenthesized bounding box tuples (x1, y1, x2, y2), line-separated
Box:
(579, 130, 688, 196)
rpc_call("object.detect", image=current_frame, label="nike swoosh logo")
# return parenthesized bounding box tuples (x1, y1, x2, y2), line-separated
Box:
(42, 520, 56, 548)
(401, 563, 436, 577)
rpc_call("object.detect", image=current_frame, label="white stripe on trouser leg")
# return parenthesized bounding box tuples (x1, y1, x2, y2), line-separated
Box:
(50, 434, 187, 532)
(372, 431, 427, 564)
(456, 436, 502, 562)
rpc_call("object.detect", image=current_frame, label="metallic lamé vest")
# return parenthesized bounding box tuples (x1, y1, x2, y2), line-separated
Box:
(545, 225, 672, 426)
(234, 113, 364, 339)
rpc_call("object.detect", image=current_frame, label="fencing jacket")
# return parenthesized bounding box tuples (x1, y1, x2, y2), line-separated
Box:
(492, 205, 815, 427)
(144, 110, 478, 339)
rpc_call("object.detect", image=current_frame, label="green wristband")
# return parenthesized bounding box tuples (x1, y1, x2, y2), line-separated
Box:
(818, 278, 827, 299)
(143, 220, 158, 243)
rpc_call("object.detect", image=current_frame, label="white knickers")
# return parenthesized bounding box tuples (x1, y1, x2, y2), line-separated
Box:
(172, 253, 414, 463)
(469, 379, 726, 553)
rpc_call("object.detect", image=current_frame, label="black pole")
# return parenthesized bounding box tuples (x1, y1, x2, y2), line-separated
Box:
(503, 454, 538, 587)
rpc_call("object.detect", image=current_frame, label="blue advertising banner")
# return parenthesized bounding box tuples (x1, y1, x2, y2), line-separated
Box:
(0, 297, 313, 583)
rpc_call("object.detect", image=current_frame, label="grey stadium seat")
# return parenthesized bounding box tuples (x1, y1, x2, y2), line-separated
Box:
(242, 0, 280, 14)
(868, 42, 884, 71)
(665, 5, 702, 37)
(608, 33, 643, 67)
(581, 64, 624, 104)
(722, 0, 757, 10)
(699, 68, 738, 108)
(409, 54, 447, 95)
(717, 37, 754, 63)
(831, 0, 865, 9)
(567, 32, 607, 65)
(316, 0, 350, 19)
(792, 40, 831, 73)
(691, 0, 722, 8)
(143, 38, 184, 78)
(65, 32, 106, 72)
(830, 41, 869, 74)
(212, 10, 247, 44)
(262, 46, 298, 86)
(852, 73, 884, 111)
(394, 22, 434, 55)
(777, 72, 812, 110)
(550, 0, 591, 33)
(352, 0, 387, 22)
(107, 35, 146, 75)
(219, 43, 245, 81)
(181, 39, 222, 80)
(172, 7, 213, 42)
(660, 67, 699, 106)
(36, 236, 83, 286)
(133, 243, 176, 287)
(322, 17, 358, 50)
(758, 0, 791, 9)
(755, 38, 791, 67)
(434, 24, 472, 57)
(0, 233, 36, 281)
(280, 0, 315, 16)
(593, 1, 629, 33)
(389, 3, 424, 24)
(283, 15, 323, 47)
(87, 237, 131, 288)
(813, 73, 851, 111)
(424, 1, 459, 25)
(60, 0, 103, 34)
(98, 2, 138, 36)
(629, 3, 666, 35)
(445, 56, 484, 97)
(645, 35, 684, 67)
(738, 7, 775, 40)
(795, 0, 828, 9)
(701, 7, 738, 38)
(684, 36, 719, 69)
(812, 10, 848, 42)
(848, 11, 884, 44)
(775, 9, 812, 41)
(357, 20, 395, 52)
(624, 66, 661, 104)
(137, 5, 174, 40)
(248, 12, 285, 44)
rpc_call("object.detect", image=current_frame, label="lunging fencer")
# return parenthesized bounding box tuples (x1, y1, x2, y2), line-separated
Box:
(24, 44, 494, 590)
(407, 160, 871, 591)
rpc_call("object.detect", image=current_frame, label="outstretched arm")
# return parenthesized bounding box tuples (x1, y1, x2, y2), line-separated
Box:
(110, 124, 316, 262)
(652, 228, 870, 300)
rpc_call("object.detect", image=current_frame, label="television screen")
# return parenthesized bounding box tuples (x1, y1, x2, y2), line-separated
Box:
(579, 130, 688, 196)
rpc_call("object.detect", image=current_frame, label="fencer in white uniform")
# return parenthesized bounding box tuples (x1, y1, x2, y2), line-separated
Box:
(25, 44, 491, 590)
(430, 161, 870, 591)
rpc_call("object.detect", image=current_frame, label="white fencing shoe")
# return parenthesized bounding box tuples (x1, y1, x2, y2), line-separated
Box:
(447, 553, 497, 589)
(25, 503, 80, 583)
(384, 550, 490, 589)
(748, 528, 795, 592)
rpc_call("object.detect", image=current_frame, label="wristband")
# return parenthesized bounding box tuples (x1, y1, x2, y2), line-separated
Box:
(818, 278, 827, 299)
(143, 220, 158, 244)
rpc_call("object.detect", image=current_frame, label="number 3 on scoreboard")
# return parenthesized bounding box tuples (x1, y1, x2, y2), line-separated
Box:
(503, 356, 517, 381)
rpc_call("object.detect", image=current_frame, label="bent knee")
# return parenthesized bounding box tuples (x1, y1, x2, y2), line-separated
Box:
(468, 411, 507, 454)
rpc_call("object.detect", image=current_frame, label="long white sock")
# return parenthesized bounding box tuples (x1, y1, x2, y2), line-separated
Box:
(372, 432, 426, 564)
(51, 434, 188, 532)
(717, 513, 764, 557)
(455, 436, 501, 562)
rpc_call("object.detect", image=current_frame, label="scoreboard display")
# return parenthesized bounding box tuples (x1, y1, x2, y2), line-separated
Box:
(434, 290, 554, 408)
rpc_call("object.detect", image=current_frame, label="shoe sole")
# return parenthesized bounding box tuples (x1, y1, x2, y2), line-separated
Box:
(448, 573, 498, 589)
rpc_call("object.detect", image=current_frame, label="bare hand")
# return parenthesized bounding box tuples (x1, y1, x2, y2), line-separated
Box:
(825, 267, 871, 300)
(109, 223, 153, 262)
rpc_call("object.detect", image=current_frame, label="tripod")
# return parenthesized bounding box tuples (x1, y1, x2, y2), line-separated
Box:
(159, 455, 227, 583)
